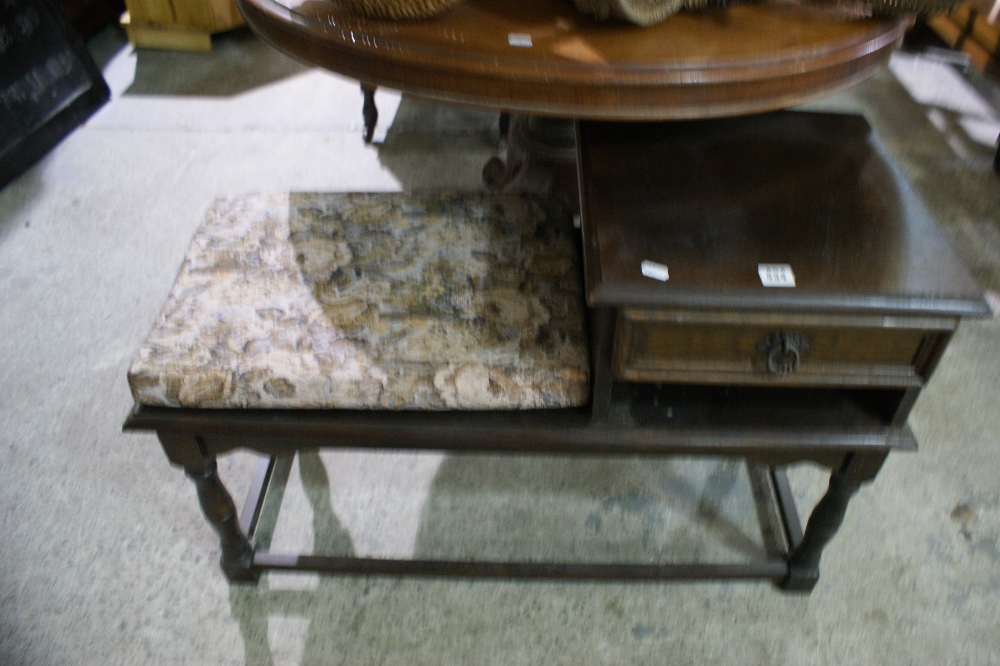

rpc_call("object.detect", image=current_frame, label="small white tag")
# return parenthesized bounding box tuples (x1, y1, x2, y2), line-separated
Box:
(641, 260, 669, 282)
(508, 33, 532, 47)
(758, 264, 796, 288)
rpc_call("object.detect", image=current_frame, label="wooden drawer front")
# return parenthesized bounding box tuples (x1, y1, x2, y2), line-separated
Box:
(615, 311, 952, 387)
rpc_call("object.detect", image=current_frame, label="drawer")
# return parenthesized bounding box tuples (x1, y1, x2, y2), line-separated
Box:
(614, 310, 956, 388)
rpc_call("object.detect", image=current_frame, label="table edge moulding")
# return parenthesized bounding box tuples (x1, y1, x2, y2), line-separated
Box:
(235, 0, 911, 120)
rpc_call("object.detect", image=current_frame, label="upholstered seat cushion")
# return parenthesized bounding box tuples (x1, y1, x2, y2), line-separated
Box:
(128, 193, 590, 410)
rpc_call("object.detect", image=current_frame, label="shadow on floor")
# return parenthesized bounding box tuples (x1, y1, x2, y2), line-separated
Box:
(229, 452, 356, 665)
(412, 455, 765, 564)
(228, 450, 782, 664)
(124, 28, 310, 97)
(374, 96, 501, 190)
(0, 169, 43, 244)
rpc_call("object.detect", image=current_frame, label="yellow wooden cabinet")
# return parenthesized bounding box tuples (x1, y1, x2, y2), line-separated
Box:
(928, 1, 1000, 75)
(122, 0, 244, 51)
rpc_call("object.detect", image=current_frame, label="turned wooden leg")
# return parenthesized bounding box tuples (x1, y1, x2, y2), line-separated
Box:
(186, 459, 257, 582)
(781, 452, 887, 591)
(482, 147, 525, 191)
(482, 115, 577, 204)
(781, 472, 860, 591)
(159, 434, 257, 582)
(361, 84, 378, 144)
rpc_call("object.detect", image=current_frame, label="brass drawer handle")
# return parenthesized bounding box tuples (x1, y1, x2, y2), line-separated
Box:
(759, 332, 809, 376)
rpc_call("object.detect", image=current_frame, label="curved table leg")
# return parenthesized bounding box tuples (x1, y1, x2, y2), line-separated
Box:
(781, 451, 888, 591)
(361, 84, 378, 144)
(482, 151, 525, 191)
(483, 115, 579, 212)
(159, 434, 257, 582)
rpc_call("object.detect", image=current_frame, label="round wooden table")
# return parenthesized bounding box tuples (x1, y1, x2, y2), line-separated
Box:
(239, 0, 911, 195)
(238, 0, 910, 120)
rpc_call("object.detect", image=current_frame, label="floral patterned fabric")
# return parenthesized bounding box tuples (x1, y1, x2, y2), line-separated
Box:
(128, 192, 590, 410)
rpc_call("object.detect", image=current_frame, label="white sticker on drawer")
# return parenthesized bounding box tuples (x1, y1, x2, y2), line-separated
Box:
(508, 33, 533, 47)
(641, 260, 669, 282)
(758, 264, 796, 287)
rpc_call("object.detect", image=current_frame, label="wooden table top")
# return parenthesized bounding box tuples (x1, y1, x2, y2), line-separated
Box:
(577, 112, 988, 316)
(238, 0, 910, 119)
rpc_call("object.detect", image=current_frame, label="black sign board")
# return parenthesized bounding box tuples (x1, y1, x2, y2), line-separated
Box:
(1, 0, 110, 190)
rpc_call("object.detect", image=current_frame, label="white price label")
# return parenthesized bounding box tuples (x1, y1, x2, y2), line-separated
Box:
(508, 33, 532, 47)
(641, 260, 669, 282)
(758, 264, 796, 288)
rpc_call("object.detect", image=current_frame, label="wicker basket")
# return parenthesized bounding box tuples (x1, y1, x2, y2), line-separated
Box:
(571, 0, 955, 26)
(336, 0, 463, 19)
(571, 0, 702, 26)
(831, 0, 958, 15)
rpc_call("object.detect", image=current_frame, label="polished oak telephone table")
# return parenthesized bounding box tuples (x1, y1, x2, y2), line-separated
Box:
(124, 0, 987, 591)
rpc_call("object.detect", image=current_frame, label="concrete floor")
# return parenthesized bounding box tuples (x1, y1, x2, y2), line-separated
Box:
(1, 23, 1000, 666)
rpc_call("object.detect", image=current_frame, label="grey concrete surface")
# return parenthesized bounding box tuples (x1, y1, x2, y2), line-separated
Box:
(1, 24, 999, 665)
